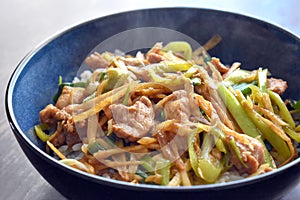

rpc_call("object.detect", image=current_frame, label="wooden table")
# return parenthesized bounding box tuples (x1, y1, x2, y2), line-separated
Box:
(1, 1, 300, 199)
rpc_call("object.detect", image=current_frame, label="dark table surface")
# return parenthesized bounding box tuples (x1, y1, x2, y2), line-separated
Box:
(1, 1, 300, 199)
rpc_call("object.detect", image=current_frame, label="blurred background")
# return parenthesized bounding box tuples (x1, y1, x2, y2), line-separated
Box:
(1, 0, 300, 199)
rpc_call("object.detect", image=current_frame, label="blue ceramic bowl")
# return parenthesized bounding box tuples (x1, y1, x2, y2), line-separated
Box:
(5, 8, 300, 200)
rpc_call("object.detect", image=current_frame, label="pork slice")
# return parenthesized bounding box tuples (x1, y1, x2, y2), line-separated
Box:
(118, 56, 150, 66)
(146, 52, 164, 63)
(56, 86, 87, 109)
(50, 125, 81, 148)
(194, 71, 211, 101)
(85, 52, 110, 70)
(146, 42, 164, 63)
(226, 134, 265, 174)
(109, 96, 155, 142)
(40, 104, 71, 126)
(127, 66, 151, 82)
(267, 77, 288, 95)
(163, 90, 191, 121)
(147, 42, 163, 54)
(155, 130, 185, 170)
(39, 104, 81, 147)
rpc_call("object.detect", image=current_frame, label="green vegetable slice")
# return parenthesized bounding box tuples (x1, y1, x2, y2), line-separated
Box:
(187, 129, 201, 177)
(163, 41, 192, 60)
(198, 133, 223, 183)
(156, 158, 171, 185)
(268, 90, 296, 128)
(34, 124, 50, 142)
(87, 141, 106, 154)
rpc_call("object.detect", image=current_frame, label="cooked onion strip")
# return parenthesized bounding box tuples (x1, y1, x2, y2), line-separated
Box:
(60, 159, 95, 174)
(73, 82, 139, 122)
(167, 171, 181, 186)
(46, 140, 66, 160)
(101, 160, 142, 168)
(254, 105, 288, 126)
(87, 114, 98, 143)
(222, 62, 241, 79)
(195, 94, 213, 117)
(93, 143, 160, 160)
(137, 137, 158, 145)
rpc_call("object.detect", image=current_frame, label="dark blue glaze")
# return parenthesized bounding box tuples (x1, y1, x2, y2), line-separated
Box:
(5, 8, 300, 200)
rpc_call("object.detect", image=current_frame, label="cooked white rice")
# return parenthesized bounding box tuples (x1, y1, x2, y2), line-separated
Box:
(73, 70, 93, 83)
(216, 170, 247, 183)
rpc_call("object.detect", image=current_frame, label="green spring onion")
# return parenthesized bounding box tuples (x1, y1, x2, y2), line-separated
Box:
(268, 90, 295, 129)
(232, 81, 257, 95)
(258, 68, 268, 92)
(228, 138, 248, 168)
(198, 133, 223, 183)
(34, 124, 50, 142)
(163, 41, 192, 60)
(188, 129, 201, 177)
(140, 155, 156, 173)
(122, 85, 131, 106)
(156, 158, 171, 185)
(217, 84, 260, 138)
(87, 141, 106, 154)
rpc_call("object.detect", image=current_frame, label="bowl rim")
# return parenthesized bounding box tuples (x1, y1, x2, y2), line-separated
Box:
(5, 7, 300, 191)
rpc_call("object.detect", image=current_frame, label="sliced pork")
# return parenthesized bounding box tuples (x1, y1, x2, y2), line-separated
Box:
(39, 104, 81, 147)
(56, 86, 87, 109)
(85, 52, 110, 70)
(163, 90, 191, 122)
(267, 77, 288, 95)
(109, 96, 155, 142)
(146, 42, 165, 63)
(226, 134, 265, 174)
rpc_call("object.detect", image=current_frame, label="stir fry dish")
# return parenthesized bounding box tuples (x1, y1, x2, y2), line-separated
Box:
(34, 36, 300, 186)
